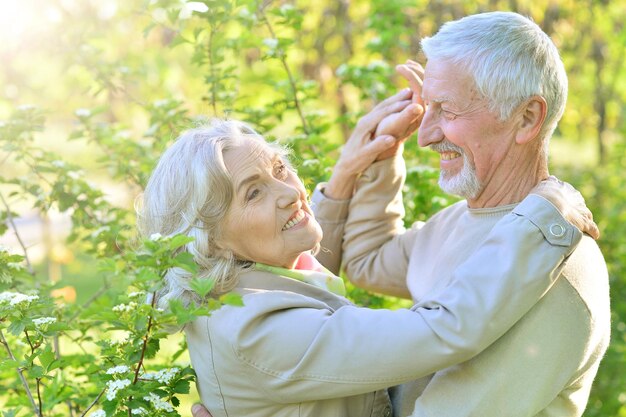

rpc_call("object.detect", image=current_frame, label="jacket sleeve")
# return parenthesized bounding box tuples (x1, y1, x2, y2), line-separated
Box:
(310, 184, 350, 275)
(341, 155, 416, 298)
(409, 274, 600, 416)
(227, 195, 583, 403)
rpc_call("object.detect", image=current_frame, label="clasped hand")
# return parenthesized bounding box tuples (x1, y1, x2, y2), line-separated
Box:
(323, 61, 425, 200)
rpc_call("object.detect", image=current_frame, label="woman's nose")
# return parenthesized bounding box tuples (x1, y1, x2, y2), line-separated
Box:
(276, 182, 300, 209)
(417, 108, 443, 148)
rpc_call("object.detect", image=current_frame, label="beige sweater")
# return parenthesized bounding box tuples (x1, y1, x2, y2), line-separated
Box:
(316, 156, 610, 417)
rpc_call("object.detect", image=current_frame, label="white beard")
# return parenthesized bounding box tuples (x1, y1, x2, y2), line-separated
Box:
(431, 141, 482, 199)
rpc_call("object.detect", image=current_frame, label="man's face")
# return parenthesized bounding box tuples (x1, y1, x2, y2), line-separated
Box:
(417, 58, 520, 202)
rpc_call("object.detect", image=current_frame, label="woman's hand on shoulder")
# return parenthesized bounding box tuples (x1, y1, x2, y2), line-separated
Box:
(530, 176, 600, 239)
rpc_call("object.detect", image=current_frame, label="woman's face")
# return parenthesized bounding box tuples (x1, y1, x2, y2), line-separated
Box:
(217, 137, 322, 269)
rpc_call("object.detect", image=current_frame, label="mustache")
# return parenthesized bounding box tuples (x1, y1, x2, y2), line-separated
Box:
(430, 140, 463, 154)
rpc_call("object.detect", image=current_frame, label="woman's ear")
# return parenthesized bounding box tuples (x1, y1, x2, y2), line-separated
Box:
(515, 96, 547, 145)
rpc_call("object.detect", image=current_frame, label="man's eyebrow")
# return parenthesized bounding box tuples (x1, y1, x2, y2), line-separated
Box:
(427, 95, 454, 104)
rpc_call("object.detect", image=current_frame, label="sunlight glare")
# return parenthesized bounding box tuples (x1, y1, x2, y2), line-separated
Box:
(0, 0, 59, 48)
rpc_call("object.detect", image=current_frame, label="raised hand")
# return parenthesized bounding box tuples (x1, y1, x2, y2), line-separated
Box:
(374, 60, 426, 160)
(530, 176, 600, 239)
(323, 88, 414, 199)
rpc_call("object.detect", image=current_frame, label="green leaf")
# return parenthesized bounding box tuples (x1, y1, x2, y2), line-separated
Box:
(29, 365, 44, 378)
(173, 252, 198, 273)
(0, 359, 19, 371)
(7, 320, 25, 336)
(219, 292, 244, 307)
(39, 345, 58, 373)
(172, 379, 190, 394)
(190, 277, 214, 298)
(168, 234, 195, 250)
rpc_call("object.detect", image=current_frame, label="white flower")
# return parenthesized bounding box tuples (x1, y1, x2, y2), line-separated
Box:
(67, 170, 83, 180)
(143, 392, 174, 412)
(149, 233, 162, 241)
(51, 160, 66, 168)
(262, 38, 278, 49)
(0, 291, 17, 304)
(131, 408, 148, 415)
(143, 367, 180, 385)
(106, 379, 131, 401)
(10, 293, 39, 306)
(179, 1, 208, 19)
(106, 365, 130, 375)
(90, 410, 106, 417)
(90, 226, 111, 239)
(238, 6, 253, 20)
(75, 108, 91, 118)
(112, 302, 137, 313)
(335, 64, 349, 78)
(17, 104, 36, 111)
(367, 60, 389, 70)
(32, 317, 57, 327)
(369, 36, 382, 46)
(109, 337, 130, 347)
(128, 291, 145, 299)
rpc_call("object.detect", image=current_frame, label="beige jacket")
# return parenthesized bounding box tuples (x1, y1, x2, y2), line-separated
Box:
(186, 192, 582, 417)
(330, 157, 610, 417)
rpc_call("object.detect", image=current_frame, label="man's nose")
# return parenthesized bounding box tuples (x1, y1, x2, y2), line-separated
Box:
(417, 108, 443, 148)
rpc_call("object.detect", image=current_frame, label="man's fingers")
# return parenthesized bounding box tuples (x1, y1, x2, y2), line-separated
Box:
(191, 403, 214, 417)
(396, 64, 424, 105)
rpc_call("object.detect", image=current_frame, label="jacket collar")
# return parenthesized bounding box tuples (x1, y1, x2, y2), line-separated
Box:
(236, 270, 351, 311)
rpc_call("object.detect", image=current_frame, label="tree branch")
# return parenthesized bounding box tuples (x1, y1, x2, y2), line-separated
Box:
(0, 191, 35, 275)
(0, 329, 43, 417)
(78, 388, 105, 417)
(132, 290, 157, 385)
(258, 9, 310, 135)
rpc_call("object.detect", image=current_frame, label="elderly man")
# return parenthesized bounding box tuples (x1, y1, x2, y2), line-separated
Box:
(192, 11, 609, 417)
(331, 11, 610, 417)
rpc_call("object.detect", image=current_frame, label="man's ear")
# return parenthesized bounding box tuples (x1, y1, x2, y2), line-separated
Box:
(515, 96, 547, 145)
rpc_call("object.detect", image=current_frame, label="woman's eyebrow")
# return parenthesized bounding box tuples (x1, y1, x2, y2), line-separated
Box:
(236, 174, 260, 192)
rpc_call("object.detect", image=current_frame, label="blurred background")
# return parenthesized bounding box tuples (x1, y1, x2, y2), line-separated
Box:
(1, 0, 624, 415)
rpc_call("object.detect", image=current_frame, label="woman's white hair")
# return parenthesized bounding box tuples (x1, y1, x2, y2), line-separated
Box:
(136, 119, 287, 308)
(421, 11, 568, 145)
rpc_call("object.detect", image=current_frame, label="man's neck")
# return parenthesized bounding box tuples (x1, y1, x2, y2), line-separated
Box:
(467, 155, 549, 209)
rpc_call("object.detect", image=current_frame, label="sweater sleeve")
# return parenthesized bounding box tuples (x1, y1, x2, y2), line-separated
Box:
(223, 196, 582, 403)
(341, 155, 416, 298)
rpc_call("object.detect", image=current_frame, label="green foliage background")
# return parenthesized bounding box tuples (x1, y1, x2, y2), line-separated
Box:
(0, 0, 624, 416)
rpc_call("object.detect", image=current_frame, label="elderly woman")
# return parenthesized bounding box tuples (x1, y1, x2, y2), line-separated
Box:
(138, 91, 592, 417)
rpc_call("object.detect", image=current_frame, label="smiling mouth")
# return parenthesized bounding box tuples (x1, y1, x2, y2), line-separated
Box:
(282, 210, 305, 231)
(440, 151, 461, 160)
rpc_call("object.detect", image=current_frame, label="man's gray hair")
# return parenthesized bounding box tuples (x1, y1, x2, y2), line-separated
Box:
(136, 119, 286, 307)
(421, 11, 568, 142)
